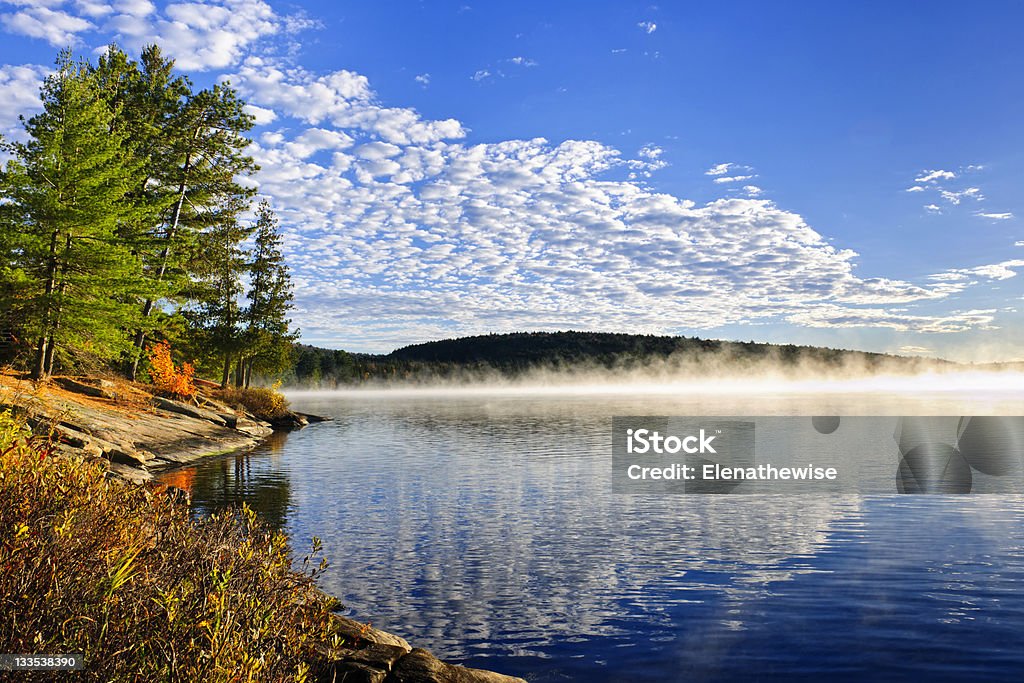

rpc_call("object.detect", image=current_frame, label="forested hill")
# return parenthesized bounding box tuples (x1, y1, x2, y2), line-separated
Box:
(287, 331, 951, 387)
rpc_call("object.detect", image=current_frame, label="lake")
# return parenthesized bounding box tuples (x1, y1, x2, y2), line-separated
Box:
(160, 376, 1024, 681)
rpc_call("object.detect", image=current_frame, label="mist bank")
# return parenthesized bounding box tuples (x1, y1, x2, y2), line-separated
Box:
(281, 331, 992, 390)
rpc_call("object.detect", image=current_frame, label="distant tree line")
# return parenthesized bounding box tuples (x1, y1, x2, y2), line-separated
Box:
(0, 46, 296, 388)
(283, 331, 949, 387)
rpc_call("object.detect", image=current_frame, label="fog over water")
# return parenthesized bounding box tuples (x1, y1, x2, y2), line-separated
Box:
(285, 368, 1024, 414)
(169, 368, 1024, 681)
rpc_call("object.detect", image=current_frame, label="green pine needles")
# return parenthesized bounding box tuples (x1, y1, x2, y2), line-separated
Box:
(0, 45, 297, 387)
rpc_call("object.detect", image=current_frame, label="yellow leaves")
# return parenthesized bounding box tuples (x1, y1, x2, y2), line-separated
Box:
(105, 546, 142, 595)
(2, 427, 340, 681)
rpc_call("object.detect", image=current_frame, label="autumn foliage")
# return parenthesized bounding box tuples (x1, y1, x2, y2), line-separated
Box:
(147, 340, 197, 400)
(0, 409, 342, 681)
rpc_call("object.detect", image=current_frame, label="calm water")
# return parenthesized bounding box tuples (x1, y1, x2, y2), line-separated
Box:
(160, 383, 1024, 681)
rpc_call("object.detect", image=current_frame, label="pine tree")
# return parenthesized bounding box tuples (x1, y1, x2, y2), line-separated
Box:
(93, 46, 258, 379)
(4, 52, 145, 379)
(182, 195, 255, 388)
(240, 201, 298, 387)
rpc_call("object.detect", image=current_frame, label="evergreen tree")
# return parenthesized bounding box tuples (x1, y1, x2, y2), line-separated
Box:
(240, 201, 298, 386)
(3, 52, 145, 379)
(182, 195, 255, 388)
(106, 57, 258, 379)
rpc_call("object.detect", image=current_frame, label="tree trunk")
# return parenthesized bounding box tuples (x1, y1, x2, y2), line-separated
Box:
(31, 230, 60, 380)
(244, 358, 252, 388)
(220, 352, 232, 389)
(42, 233, 73, 377)
(128, 148, 195, 380)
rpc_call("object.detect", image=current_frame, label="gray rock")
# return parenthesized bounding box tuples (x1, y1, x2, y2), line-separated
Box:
(320, 642, 410, 683)
(216, 412, 239, 429)
(104, 461, 152, 484)
(296, 411, 331, 423)
(152, 395, 228, 426)
(235, 417, 274, 438)
(107, 445, 155, 467)
(54, 376, 116, 400)
(325, 660, 389, 683)
(332, 616, 413, 652)
(51, 422, 93, 448)
(269, 412, 308, 431)
(387, 649, 527, 683)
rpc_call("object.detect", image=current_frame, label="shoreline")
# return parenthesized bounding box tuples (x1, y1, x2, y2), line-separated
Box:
(0, 371, 525, 683)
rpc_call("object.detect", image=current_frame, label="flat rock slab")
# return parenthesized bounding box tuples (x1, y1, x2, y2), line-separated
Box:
(54, 376, 116, 400)
(151, 395, 229, 426)
(13, 382, 273, 474)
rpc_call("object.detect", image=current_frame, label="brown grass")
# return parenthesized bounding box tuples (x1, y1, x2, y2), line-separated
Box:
(213, 386, 291, 422)
(0, 408, 346, 681)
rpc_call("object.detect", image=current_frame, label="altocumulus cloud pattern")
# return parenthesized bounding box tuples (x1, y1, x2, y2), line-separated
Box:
(1, 0, 1022, 351)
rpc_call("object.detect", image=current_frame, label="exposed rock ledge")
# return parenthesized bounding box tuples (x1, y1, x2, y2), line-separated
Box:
(2, 373, 287, 484)
(1, 373, 527, 683)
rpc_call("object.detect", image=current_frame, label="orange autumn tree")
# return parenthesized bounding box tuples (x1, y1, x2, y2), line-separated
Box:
(147, 340, 198, 400)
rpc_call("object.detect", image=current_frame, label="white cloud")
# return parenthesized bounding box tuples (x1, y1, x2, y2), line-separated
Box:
(904, 186, 925, 192)
(1016, 241, 1024, 247)
(74, 0, 117, 18)
(243, 103, 277, 125)
(0, 63, 48, 138)
(898, 345, 932, 355)
(976, 211, 1013, 220)
(508, 56, 537, 67)
(915, 169, 956, 183)
(933, 259, 1024, 282)
(203, 60, 1024, 348)
(106, 0, 282, 70)
(637, 144, 663, 160)
(786, 307, 998, 333)
(0, 17, 1011, 349)
(231, 60, 466, 145)
(1, 5, 94, 46)
(414, 73, 430, 86)
(638, 20, 656, 34)
(0, 0, 311, 71)
(939, 187, 983, 204)
(227, 65, 1012, 348)
(470, 69, 491, 82)
(924, 204, 943, 213)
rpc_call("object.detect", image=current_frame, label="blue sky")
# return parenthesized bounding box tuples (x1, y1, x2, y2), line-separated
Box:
(1, 1, 1023, 360)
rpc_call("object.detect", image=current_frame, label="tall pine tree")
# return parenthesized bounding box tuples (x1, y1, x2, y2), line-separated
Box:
(183, 195, 255, 388)
(239, 201, 298, 387)
(3, 52, 145, 379)
(124, 80, 258, 378)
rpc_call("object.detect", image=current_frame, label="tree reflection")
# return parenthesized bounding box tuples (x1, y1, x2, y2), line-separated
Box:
(160, 432, 293, 530)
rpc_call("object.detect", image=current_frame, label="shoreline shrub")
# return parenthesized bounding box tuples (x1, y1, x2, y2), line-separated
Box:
(147, 340, 198, 400)
(0, 410, 342, 681)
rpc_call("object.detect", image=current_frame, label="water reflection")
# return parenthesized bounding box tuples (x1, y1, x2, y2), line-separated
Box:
(164, 432, 294, 529)
(159, 390, 1024, 682)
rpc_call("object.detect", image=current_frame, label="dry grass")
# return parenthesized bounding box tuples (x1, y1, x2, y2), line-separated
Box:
(0, 409, 345, 681)
(214, 386, 291, 422)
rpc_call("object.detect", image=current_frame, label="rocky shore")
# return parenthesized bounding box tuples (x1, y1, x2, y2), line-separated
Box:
(0, 372, 285, 484)
(0, 371, 526, 683)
